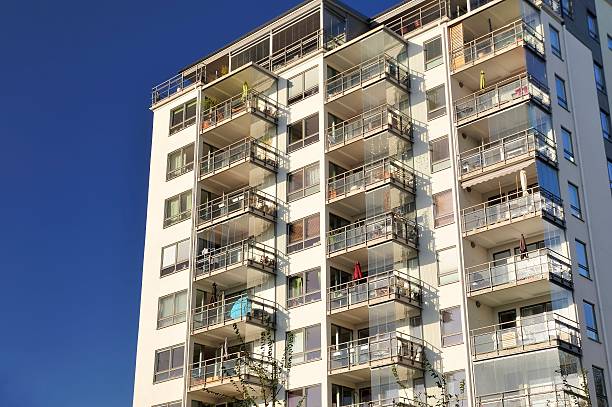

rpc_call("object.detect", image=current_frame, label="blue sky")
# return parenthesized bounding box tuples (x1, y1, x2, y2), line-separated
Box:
(0, 1, 399, 405)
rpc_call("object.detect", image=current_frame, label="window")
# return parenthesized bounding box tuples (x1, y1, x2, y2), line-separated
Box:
(154, 344, 184, 382)
(287, 384, 321, 407)
(287, 268, 321, 307)
(288, 114, 319, 153)
(575, 240, 590, 278)
(161, 239, 190, 277)
(561, 128, 575, 162)
(587, 12, 599, 41)
(424, 36, 443, 70)
(445, 370, 466, 406)
(169, 99, 197, 135)
(437, 246, 458, 285)
(287, 163, 320, 201)
(157, 290, 187, 328)
(555, 75, 568, 110)
(288, 67, 319, 104)
(601, 110, 611, 140)
(537, 161, 561, 197)
(593, 366, 609, 407)
(290, 325, 321, 364)
(166, 144, 194, 180)
(568, 183, 582, 219)
(288, 213, 320, 253)
(433, 190, 454, 227)
(594, 62, 606, 93)
(607, 161, 612, 189)
(441, 306, 463, 347)
(608, 35, 612, 51)
(164, 190, 192, 227)
(550, 25, 562, 58)
(583, 301, 599, 341)
(561, 0, 573, 17)
(153, 402, 181, 407)
(426, 85, 446, 120)
(430, 136, 450, 172)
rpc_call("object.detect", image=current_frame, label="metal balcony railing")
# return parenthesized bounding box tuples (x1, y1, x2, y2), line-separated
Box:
(538, 0, 562, 17)
(328, 158, 415, 201)
(200, 137, 279, 177)
(328, 332, 424, 372)
(151, 67, 201, 106)
(326, 105, 412, 150)
(385, 0, 449, 37)
(328, 270, 423, 312)
(476, 383, 589, 407)
(195, 239, 277, 279)
(197, 187, 277, 227)
(458, 128, 556, 176)
(189, 351, 272, 389)
(450, 19, 545, 71)
(337, 398, 427, 407)
(192, 293, 276, 332)
(327, 213, 418, 254)
(465, 248, 572, 294)
(454, 73, 551, 124)
(461, 186, 565, 233)
(471, 312, 581, 357)
(270, 29, 346, 71)
(326, 54, 409, 100)
(200, 90, 278, 131)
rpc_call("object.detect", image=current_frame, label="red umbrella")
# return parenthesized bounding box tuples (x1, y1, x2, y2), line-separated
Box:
(353, 262, 363, 281)
(519, 234, 528, 259)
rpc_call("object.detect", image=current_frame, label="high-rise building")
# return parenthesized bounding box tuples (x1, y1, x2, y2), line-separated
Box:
(133, 1, 612, 406)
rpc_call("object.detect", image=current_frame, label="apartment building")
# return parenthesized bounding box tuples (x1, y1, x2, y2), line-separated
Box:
(133, 1, 612, 406)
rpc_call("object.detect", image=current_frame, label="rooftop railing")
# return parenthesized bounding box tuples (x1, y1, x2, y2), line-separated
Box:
(454, 73, 550, 124)
(200, 90, 278, 131)
(450, 19, 545, 71)
(384, 0, 449, 37)
(462, 186, 565, 234)
(476, 383, 589, 407)
(326, 105, 412, 150)
(195, 239, 277, 279)
(151, 68, 201, 106)
(200, 137, 279, 178)
(189, 351, 272, 389)
(326, 54, 409, 100)
(458, 128, 556, 176)
(197, 187, 277, 227)
(328, 158, 415, 201)
(465, 248, 572, 295)
(192, 293, 276, 332)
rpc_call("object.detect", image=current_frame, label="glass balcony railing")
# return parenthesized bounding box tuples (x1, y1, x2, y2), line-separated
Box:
(475, 383, 589, 407)
(462, 186, 565, 234)
(328, 269, 423, 312)
(326, 54, 409, 100)
(200, 90, 278, 131)
(328, 332, 425, 372)
(197, 187, 277, 227)
(471, 312, 581, 357)
(195, 239, 277, 279)
(454, 73, 550, 124)
(326, 105, 412, 150)
(190, 352, 272, 389)
(270, 29, 346, 71)
(191, 293, 276, 332)
(336, 398, 427, 407)
(200, 137, 279, 177)
(327, 213, 418, 255)
(385, 0, 449, 37)
(458, 128, 556, 176)
(328, 158, 415, 201)
(450, 19, 545, 71)
(465, 248, 572, 294)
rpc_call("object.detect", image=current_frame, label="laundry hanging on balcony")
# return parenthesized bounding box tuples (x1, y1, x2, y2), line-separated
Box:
(229, 296, 252, 319)
(353, 262, 363, 280)
(480, 70, 486, 90)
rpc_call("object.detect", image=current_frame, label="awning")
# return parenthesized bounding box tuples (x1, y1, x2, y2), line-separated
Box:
(461, 159, 533, 190)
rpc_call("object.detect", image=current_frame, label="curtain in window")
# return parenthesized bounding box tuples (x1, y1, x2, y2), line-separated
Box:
(304, 165, 319, 187)
(162, 245, 177, 268)
(159, 296, 174, 320)
(289, 221, 304, 244)
(430, 137, 449, 163)
(288, 275, 304, 298)
(305, 214, 320, 239)
(175, 292, 187, 314)
(288, 76, 304, 100)
(304, 67, 319, 91)
(288, 171, 304, 194)
(176, 240, 190, 263)
(166, 198, 180, 218)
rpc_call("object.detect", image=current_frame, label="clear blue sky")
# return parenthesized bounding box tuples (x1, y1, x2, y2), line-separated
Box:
(0, 1, 398, 405)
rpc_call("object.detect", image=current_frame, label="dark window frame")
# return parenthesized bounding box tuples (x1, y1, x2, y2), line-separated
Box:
(549, 25, 562, 58)
(164, 190, 192, 228)
(433, 189, 454, 227)
(430, 135, 451, 172)
(287, 267, 322, 308)
(169, 99, 197, 135)
(287, 213, 320, 253)
(426, 85, 446, 120)
(287, 162, 320, 202)
(288, 67, 319, 105)
(567, 182, 582, 219)
(160, 239, 190, 277)
(575, 239, 590, 278)
(555, 75, 569, 110)
(441, 306, 463, 347)
(154, 344, 184, 383)
(288, 113, 319, 152)
(157, 290, 188, 329)
(424, 36, 443, 70)
(166, 143, 195, 181)
(583, 301, 600, 342)
(288, 324, 322, 364)
(561, 127, 575, 162)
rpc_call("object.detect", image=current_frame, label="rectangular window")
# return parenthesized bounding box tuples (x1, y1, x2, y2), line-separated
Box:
(169, 99, 197, 135)
(561, 128, 575, 162)
(556, 75, 568, 110)
(437, 246, 458, 285)
(583, 301, 599, 341)
(594, 62, 607, 93)
(433, 190, 454, 227)
(288, 113, 319, 153)
(561, 0, 573, 17)
(288, 384, 321, 407)
(290, 325, 321, 364)
(430, 136, 450, 172)
(166, 143, 195, 181)
(575, 240, 590, 278)
(608, 35, 612, 51)
(593, 366, 608, 407)
(587, 12, 599, 41)
(601, 110, 611, 140)
(445, 370, 466, 406)
(164, 190, 192, 227)
(161, 239, 190, 277)
(287, 163, 320, 201)
(550, 25, 562, 58)
(441, 306, 463, 347)
(288, 213, 320, 253)
(568, 182, 582, 219)
(288, 67, 319, 104)
(424, 36, 443, 70)
(426, 85, 446, 120)
(608, 161, 612, 189)
(154, 344, 184, 382)
(287, 268, 321, 308)
(157, 290, 187, 328)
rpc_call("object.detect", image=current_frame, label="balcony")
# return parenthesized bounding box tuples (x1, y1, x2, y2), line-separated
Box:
(195, 239, 276, 289)
(465, 248, 573, 306)
(535, 0, 563, 20)
(191, 293, 276, 342)
(328, 332, 424, 380)
(475, 384, 589, 407)
(199, 138, 279, 191)
(197, 187, 277, 229)
(336, 398, 427, 407)
(384, 0, 449, 37)
(454, 74, 550, 127)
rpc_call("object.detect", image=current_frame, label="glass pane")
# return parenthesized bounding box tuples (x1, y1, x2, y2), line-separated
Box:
(162, 245, 177, 268)
(156, 350, 170, 372)
(177, 240, 190, 263)
(304, 114, 319, 137)
(305, 214, 320, 239)
(304, 165, 319, 188)
(293, 330, 305, 353)
(305, 269, 320, 293)
(306, 325, 321, 352)
(159, 296, 174, 318)
(171, 346, 184, 369)
(442, 307, 462, 336)
(185, 100, 197, 119)
(175, 292, 187, 313)
(306, 385, 321, 406)
(288, 220, 304, 243)
(288, 76, 304, 99)
(287, 390, 302, 407)
(166, 197, 180, 218)
(288, 275, 304, 298)
(304, 67, 318, 90)
(288, 122, 304, 144)
(171, 107, 184, 127)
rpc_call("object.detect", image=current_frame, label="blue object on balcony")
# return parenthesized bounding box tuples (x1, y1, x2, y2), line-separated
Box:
(229, 297, 251, 319)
